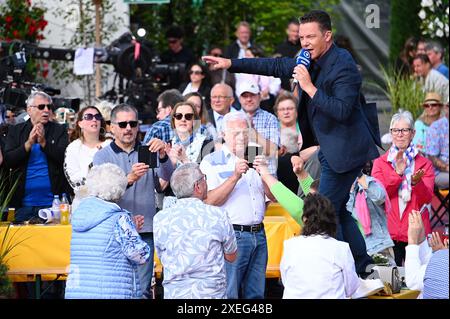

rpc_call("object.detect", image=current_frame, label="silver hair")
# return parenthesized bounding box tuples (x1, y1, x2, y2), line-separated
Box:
(280, 128, 300, 153)
(170, 163, 204, 199)
(26, 91, 52, 106)
(426, 41, 444, 55)
(389, 109, 414, 129)
(95, 100, 114, 122)
(221, 111, 250, 134)
(85, 163, 128, 202)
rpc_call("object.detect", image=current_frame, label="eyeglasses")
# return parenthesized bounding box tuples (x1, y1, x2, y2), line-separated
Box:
(277, 107, 296, 112)
(211, 95, 231, 100)
(113, 121, 138, 128)
(105, 120, 111, 125)
(5, 115, 15, 118)
(227, 129, 249, 138)
(423, 103, 442, 108)
(83, 113, 103, 121)
(195, 174, 207, 185)
(173, 113, 194, 121)
(390, 128, 412, 135)
(189, 70, 203, 75)
(32, 104, 53, 111)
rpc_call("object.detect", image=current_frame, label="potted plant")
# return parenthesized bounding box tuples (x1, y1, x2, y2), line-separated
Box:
(0, 169, 22, 298)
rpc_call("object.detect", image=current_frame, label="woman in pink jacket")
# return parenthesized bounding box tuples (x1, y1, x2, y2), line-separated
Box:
(372, 110, 434, 267)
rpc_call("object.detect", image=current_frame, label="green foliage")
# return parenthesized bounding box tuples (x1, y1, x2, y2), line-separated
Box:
(132, 0, 339, 58)
(0, 0, 48, 42)
(0, 170, 23, 298)
(389, 0, 422, 64)
(378, 65, 425, 119)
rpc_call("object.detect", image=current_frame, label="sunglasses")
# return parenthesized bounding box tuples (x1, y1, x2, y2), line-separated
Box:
(173, 113, 194, 121)
(211, 53, 222, 57)
(189, 70, 203, 75)
(5, 115, 15, 118)
(83, 113, 103, 121)
(32, 104, 53, 111)
(423, 103, 442, 108)
(113, 121, 138, 128)
(168, 39, 179, 44)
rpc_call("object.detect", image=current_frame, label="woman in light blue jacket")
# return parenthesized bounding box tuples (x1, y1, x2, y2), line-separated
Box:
(65, 163, 150, 299)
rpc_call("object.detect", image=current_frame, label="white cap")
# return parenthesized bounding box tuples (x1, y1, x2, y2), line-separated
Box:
(236, 81, 260, 96)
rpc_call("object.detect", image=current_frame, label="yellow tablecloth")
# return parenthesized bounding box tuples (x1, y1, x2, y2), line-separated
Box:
(1, 202, 299, 282)
(0, 224, 71, 282)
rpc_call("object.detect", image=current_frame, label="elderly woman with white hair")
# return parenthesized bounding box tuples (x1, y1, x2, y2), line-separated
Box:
(65, 163, 150, 299)
(372, 109, 434, 267)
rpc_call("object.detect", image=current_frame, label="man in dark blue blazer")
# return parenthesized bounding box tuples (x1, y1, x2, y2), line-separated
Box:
(203, 10, 380, 275)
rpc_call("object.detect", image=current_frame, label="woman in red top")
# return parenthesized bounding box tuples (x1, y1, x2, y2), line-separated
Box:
(372, 110, 434, 267)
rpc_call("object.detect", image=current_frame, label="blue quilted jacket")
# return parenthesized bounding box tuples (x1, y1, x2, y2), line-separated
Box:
(65, 197, 142, 299)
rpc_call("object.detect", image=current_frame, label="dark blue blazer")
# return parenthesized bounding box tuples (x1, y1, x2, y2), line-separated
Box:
(230, 44, 379, 173)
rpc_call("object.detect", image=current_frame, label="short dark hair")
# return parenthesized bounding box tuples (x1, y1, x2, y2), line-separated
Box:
(288, 18, 300, 27)
(157, 89, 184, 109)
(414, 54, 431, 64)
(302, 193, 337, 238)
(111, 103, 138, 122)
(166, 26, 184, 39)
(299, 10, 332, 32)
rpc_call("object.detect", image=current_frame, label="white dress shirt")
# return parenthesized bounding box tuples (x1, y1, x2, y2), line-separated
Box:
(213, 107, 237, 136)
(405, 239, 432, 298)
(200, 145, 266, 225)
(280, 235, 360, 299)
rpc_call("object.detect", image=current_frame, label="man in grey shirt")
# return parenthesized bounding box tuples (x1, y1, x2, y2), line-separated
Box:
(93, 103, 173, 298)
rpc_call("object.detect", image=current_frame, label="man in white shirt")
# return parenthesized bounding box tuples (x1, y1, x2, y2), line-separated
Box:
(405, 210, 448, 298)
(200, 111, 276, 299)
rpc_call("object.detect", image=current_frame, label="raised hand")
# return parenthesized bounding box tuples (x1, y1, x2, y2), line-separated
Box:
(133, 215, 145, 232)
(395, 151, 406, 175)
(147, 138, 167, 158)
(128, 162, 150, 184)
(253, 155, 269, 176)
(408, 210, 425, 245)
(428, 232, 446, 252)
(412, 169, 425, 185)
(234, 158, 249, 179)
(201, 56, 232, 70)
(291, 155, 308, 180)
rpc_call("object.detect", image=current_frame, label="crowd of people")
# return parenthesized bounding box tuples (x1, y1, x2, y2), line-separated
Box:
(0, 10, 448, 300)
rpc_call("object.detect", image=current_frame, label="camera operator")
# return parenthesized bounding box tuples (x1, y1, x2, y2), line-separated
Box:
(3, 91, 71, 222)
(160, 26, 196, 89)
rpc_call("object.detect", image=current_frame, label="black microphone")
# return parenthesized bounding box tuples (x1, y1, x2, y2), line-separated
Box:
(293, 48, 311, 87)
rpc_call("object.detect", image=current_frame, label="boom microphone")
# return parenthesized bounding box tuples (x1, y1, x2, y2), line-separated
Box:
(293, 48, 311, 85)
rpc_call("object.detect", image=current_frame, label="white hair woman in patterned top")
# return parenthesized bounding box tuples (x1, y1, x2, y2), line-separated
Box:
(65, 163, 150, 299)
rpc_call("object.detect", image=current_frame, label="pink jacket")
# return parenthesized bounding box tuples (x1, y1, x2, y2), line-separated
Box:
(372, 152, 434, 243)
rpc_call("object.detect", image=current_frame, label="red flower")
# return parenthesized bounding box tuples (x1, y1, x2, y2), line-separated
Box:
(5, 16, 13, 24)
(12, 30, 20, 38)
(38, 19, 48, 29)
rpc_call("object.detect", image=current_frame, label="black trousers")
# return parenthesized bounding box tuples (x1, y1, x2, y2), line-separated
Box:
(393, 240, 408, 266)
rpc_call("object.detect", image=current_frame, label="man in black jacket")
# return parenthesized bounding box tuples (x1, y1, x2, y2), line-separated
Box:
(4, 91, 70, 222)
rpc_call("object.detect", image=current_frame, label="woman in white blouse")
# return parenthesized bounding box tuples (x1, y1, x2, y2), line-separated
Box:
(64, 106, 111, 198)
(280, 193, 360, 299)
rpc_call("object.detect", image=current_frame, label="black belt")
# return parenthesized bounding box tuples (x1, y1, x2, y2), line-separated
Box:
(233, 223, 264, 232)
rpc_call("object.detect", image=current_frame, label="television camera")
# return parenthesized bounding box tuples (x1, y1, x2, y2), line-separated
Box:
(1, 33, 186, 121)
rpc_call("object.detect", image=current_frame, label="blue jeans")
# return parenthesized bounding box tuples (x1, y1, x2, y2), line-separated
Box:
(137, 232, 154, 299)
(318, 151, 373, 274)
(225, 228, 268, 299)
